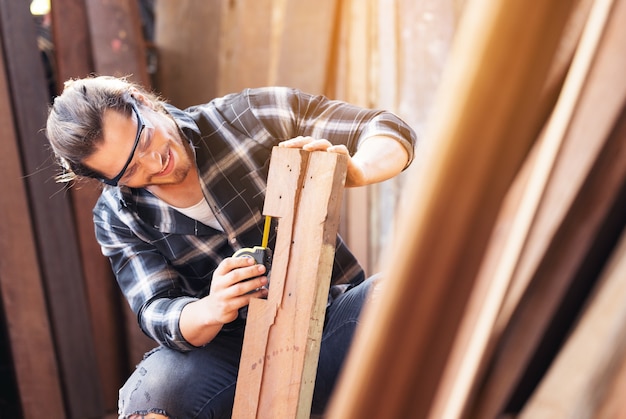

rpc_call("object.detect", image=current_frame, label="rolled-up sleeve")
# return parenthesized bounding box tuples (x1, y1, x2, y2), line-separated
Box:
(234, 87, 416, 166)
(93, 192, 199, 352)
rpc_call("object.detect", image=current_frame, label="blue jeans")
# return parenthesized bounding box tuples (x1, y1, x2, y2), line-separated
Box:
(118, 275, 374, 418)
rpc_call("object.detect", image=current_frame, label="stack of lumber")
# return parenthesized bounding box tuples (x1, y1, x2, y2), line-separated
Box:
(327, 0, 626, 417)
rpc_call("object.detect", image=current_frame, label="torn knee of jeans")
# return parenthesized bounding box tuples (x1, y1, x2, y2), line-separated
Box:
(125, 408, 171, 419)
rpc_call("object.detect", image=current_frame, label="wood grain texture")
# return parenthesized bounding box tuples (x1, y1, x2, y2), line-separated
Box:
(326, 0, 578, 417)
(0, 0, 104, 416)
(0, 34, 65, 419)
(233, 147, 347, 418)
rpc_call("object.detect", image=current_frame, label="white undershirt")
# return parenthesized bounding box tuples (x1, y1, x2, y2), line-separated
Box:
(170, 198, 223, 231)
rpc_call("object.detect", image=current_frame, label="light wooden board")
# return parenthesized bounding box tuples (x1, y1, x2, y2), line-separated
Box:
(271, 0, 338, 93)
(155, 0, 222, 107)
(233, 147, 347, 418)
(217, 0, 274, 95)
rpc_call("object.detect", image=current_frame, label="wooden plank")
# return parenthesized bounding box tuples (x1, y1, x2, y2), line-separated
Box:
(50, 0, 93, 81)
(217, 0, 274, 95)
(519, 216, 626, 417)
(428, 0, 614, 416)
(595, 319, 626, 419)
(84, 0, 155, 365)
(470, 0, 626, 415)
(426, 140, 536, 419)
(541, 0, 596, 116)
(341, 188, 370, 274)
(50, 0, 126, 411)
(376, 0, 397, 110)
(0, 1, 105, 417)
(474, 103, 626, 416)
(493, 0, 611, 340)
(84, 0, 149, 86)
(332, 0, 376, 272)
(0, 33, 65, 419)
(73, 180, 128, 410)
(233, 147, 348, 418)
(325, 0, 578, 417)
(272, 0, 339, 93)
(154, 0, 222, 107)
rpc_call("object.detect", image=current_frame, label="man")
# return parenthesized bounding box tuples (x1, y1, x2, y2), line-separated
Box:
(46, 75, 416, 418)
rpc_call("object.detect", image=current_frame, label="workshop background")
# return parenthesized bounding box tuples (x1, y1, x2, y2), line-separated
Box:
(1, 0, 625, 418)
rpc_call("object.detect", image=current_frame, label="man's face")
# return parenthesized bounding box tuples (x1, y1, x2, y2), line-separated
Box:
(83, 104, 193, 188)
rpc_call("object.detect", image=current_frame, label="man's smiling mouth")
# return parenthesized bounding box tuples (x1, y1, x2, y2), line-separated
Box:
(158, 149, 172, 175)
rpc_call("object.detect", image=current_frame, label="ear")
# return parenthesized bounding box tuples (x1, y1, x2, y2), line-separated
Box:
(129, 88, 154, 110)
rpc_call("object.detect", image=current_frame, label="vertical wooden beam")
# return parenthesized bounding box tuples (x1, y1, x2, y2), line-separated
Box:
(84, 0, 155, 366)
(331, 0, 376, 273)
(0, 0, 104, 417)
(341, 188, 370, 273)
(233, 147, 347, 418)
(51, 0, 128, 411)
(217, 0, 274, 95)
(0, 34, 65, 419)
(50, 0, 93, 81)
(84, 0, 149, 86)
(271, 0, 339, 93)
(154, 0, 222, 107)
(325, 0, 578, 417)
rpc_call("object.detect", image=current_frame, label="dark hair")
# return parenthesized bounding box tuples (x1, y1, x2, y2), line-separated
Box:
(46, 75, 163, 182)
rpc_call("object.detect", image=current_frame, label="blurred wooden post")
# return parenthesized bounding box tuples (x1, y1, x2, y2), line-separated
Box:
(470, 0, 626, 415)
(325, 0, 578, 417)
(331, 0, 376, 273)
(0, 0, 105, 416)
(0, 37, 65, 419)
(233, 147, 347, 418)
(429, 0, 615, 417)
(83, 0, 155, 368)
(217, 0, 273, 96)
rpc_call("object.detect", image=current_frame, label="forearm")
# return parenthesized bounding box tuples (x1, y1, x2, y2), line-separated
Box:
(179, 257, 269, 347)
(345, 135, 410, 187)
(179, 299, 224, 347)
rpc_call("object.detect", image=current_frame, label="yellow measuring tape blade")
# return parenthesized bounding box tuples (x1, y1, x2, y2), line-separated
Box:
(261, 215, 271, 248)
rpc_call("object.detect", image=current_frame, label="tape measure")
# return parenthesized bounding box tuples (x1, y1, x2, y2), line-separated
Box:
(232, 215, 273, 274)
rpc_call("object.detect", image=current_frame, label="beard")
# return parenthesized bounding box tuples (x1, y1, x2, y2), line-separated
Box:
(149, 126, 196, 186)
(167, 158, 193, 184)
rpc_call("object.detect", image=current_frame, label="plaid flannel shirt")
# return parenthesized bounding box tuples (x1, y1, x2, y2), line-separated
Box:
(93, 87, 416, 351)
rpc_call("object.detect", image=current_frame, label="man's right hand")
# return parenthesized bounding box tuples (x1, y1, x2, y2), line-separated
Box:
(179, 257, 268, 346)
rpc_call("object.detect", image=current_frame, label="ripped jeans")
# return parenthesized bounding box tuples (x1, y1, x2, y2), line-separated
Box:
(118, 274, 375, 419)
